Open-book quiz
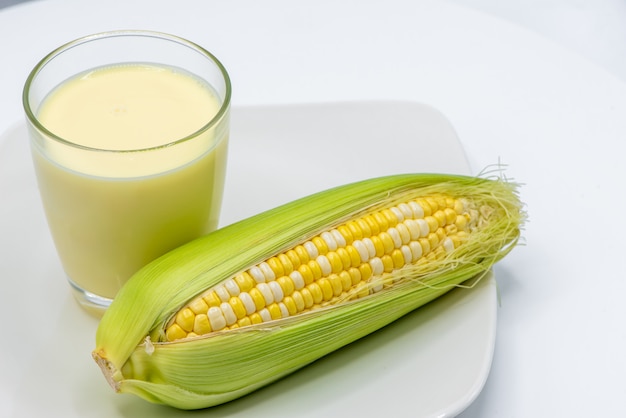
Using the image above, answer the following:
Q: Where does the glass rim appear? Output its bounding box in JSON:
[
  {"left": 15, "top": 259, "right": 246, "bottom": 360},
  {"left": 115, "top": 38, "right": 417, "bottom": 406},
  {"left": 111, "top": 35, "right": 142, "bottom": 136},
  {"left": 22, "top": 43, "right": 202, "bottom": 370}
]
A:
[{"left": 22, "top": 29, "right": 231, "bottom": 154}]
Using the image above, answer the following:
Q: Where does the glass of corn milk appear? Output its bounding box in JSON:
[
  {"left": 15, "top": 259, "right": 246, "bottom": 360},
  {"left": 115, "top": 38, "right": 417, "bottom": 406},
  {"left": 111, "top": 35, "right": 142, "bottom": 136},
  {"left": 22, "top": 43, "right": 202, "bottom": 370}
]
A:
[{"left": 23, "top": 31, "right": 231, "bottom": 315}]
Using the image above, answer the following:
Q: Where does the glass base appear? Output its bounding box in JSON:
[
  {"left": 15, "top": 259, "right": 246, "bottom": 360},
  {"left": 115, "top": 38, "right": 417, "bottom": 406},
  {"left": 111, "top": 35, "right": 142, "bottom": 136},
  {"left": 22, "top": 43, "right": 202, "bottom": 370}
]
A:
[{"left": 67, "top": 277, "right": 113, "bottom": 317}]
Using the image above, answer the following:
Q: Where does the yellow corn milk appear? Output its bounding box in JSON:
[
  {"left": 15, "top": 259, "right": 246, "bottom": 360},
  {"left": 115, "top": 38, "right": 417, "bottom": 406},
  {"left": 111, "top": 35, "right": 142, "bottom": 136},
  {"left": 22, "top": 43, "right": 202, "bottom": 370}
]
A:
[{"left": 31, "top": 64, "right": 228, "bottom": 299}]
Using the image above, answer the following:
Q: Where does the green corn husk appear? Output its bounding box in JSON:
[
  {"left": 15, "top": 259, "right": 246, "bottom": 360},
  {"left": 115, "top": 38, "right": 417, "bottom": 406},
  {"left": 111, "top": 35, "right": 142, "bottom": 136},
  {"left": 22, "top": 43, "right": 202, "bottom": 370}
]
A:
[{"left": 92, "top": 173, "right": 524, "bottom": 409}]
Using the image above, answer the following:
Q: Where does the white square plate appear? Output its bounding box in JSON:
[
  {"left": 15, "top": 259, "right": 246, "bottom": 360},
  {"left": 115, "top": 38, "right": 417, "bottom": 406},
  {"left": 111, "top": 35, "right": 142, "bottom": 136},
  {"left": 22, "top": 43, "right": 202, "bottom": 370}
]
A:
[{"left": 0, "top": 101, "right": 496, "bottom": 418}]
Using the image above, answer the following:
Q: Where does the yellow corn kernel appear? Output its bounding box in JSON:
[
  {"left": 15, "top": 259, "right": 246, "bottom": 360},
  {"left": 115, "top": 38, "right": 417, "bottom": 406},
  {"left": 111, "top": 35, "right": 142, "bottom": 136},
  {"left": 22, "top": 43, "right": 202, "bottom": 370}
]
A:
[
  {"left": 327, "top": 274, "right": 344, "bottom": 297},
  {"left": 234, "top": 272, "right": 255, "bottom": 293},
  {"left": 436, "top": 227, "right": 447, "bottom": 243},
  {"left": 237, "top": 317, "right": 252, "bottom": 328},
  {"left": 381, "top": 255, "right": 394, "bottom": 273},
  {"left": 359, "top": 262, "right": 373, "bottom": 281},
  {"left": 188, "top": 297, "right": 208, "bottom": 315},
  {"left": 373, "top": 212, "right": 389, "bottom": 231},
  {"left": 419, "top": 238, "right": 431, "bottom": 255},
  {"left": 346, "top": 245, "right": 362, "bottom": 267},
  {"left": 317, "top": 278, "right": 334, "bottom": 301},
  {"left": 337, "top": 224, "right": 354, "bottom": 244},
  {"left": 277, "top": 276, "right": 295, "bottom": 297},
  {"left": 307, "top": 259, "right": 323, "bottom": 280},
  {"left": 425, "top": 196, "right": 439, "bottom": 212},
  {"left": 445, "top": 224, "right": 458, "bottom": 235},
  {"left": 455, "top": 214, "right": 468, "bottom": 230},
  {"left": 282, "top": 296, "right": 298, "bottom": 316},
  {"left": 249, "top": 312, "right": 263, "bottom": 325},
  {"left": 203, "top": 291, "right": 222, "bottom": 308},
  {"left": 395, "top": 223, "right": 411, "bottom": 245},
  {"left": 334, "top": 247, "right": 350, "bottom": 269},
  {"left": 267, "top": 257, "right": 285, "bottom": 278},
  {"left": 444, "top": 207, "right": 457, "bottom": 225},
  {"left": 348, "top": 267, "right": 362, "bottom": 286},
  {"left": 267, "top": 303, "right": 283, "bottom": 320},
  {"left": 370, "top": 235, "right": 385, "bottom": 257},
  {"left": 345, "top": 221, "right": 362, "bottom": 241},
  {"left": 278, "top": 254, "right": 294, "bottom": 275},
  {"left": 291, "top": 291, "right": 305, "bottom": 312},
  {"left": 299, "top": 288, "right": 314, "bottom": 309},
  {"left": 356, "top": 218, "right": 372, "bottom": 238},
  {"left": 433, "top": 210, "right": 447, "bottom": 227},
  {"left": 285, "top": 249, "right": 302, "bottom": 270},
  {"left": 427, "top": 232, "right": 439, "bottom": 249},
  {"left": 364, "top": 215, "right": 380, "bottom": 235},
  {"left": 165, "top": 323, "right": 187, "bottom": 341},
  {"left": 297, "top": 263, "right": 315, "bottom": 285},
  {"left": 355, "top": 281, "right": 370, "bottom": 298},
  {"left": 425, "top": 216, "right": 439, "bottom": 233},
  {"left": 327, "top": 251, "right": 344, "bottom": 274},
  {"left": 379, "top": 231, "right": 395, "bottom": 254},
  {"left": 307, "top": 283, "right": 323, "bottom": 304},
  {"left": 175, "top": 308, "right": 195, "bottom": 332},
  {"left": 294, "top": 245, "right": 310, "bottom": 265},
  {"left": 228, "top": 297, "right": 247, "bottom": 320},
  {"left": 248, "top": 288, "right": 267, "bottom": 311},
  {"left": 312, "top": 236, "right": 329, "bottom": 255},
  {"left": 382, "top": 208, "right": 399, "bottom": 227},
  {"left": 193, "top": 314, "right": 211, "bottom": 335},
  {"left": 391, "top": 248, "right": 405, "bottom": 269},
  {"left": 338, "top": 270, "right": 353, "bottom": 292}
]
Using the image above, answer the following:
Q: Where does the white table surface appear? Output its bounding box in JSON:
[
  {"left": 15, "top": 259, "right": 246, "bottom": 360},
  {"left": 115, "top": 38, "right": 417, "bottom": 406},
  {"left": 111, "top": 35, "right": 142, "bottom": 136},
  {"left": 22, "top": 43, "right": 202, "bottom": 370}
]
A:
[{"left": 1, "top": 0, "right": 625, "bottom": 417}]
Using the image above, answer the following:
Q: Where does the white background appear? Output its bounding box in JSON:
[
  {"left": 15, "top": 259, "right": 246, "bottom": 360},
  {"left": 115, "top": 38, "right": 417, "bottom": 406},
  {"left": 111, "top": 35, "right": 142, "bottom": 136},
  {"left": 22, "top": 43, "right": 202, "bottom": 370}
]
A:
[
  {"left": 1, "top": 1, "right": 626, "bottom": 417},
  {"left": 2, "top": 0, "right": 626, "bottom": 82}
]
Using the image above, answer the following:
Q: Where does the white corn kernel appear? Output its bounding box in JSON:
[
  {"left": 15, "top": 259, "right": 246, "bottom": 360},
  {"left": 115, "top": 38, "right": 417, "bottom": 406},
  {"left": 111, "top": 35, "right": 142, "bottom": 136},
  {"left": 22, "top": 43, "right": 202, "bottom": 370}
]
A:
[
  {"left": 395, "top": 222, "right": 411, "bottom": 244},
  {"left": 352, "top": 240, "right": 370, "bottom": 263},
  {"left": 390, "top": 206, "right": 405, "bottom": 222},
  {"left": 304, "top": 241, "right": 319, "bottom": 259},
  {"left": 215, "top": 286, "right": 231, "bottom": 302},
  {"left": 370, "top": 278, "right": 384, "bottom": 293},
  {"left": 269, "top": 281, "right": 284, "bottom": 302},
  {"left": 249, "top": 266, "right": 265, "bottom": 283},
  {"left": 404, "top": 219, "right": 421, "bottom": 240},
  {"left": 321, "top": 231, "right": 338, "bottom": 251},
  {"left": 416, "top": 219, "right": 430, "bottom": 237},
  {"left": 331, "top": 229, "right": 346, "bottom": 247},
  {"left": 224, "top": 278, "right": 240, "bottom": 297},
  {"left": 401, "top": 245, "right": 413, "bottom": 266},
  {"left": 259, "top": 308, "right": 272, "bottom": 322},
  {"left": 207, "top": 307, "right": 226, "bottom": 331},
  {"left": 362, "top": 237, "right": 376, "bottom": 258},
  {"left": 442, "top": 237, "right": 455, "bottom": 254},
  {"left": 409, "top": 241, "right": 423, "bottom": 261},
  {"left": 239, "top": 292, "right": 256, "bottom": 315},
  {"left": 279, "top": 302, "right": 290, "bottom": 318},
  {"left": 316, "top": 255, "right": 332, "bottom": 276},
  {"left": 259, "top": 262, "right": 276, "bottom": 281},
  {"left": 397, "top": 203, "right": 413, "bottom": 219},
  {"left": 220, "top": 302, "right": 237, "bottom": 326},
  {"left": 409, "top": 201, "right": 424, "bottom": 218},
  {"left": 257, "top": 282, "right": 274, "bottom": 305},
  {"left": 289, "top": 270, "right": 305, "bottom": 289},
  {"left": 369, "top": 257, "right": 384, "bottom": 275},
  {"left": 387, "top": 227, "right": 402, "bottom": 248}
]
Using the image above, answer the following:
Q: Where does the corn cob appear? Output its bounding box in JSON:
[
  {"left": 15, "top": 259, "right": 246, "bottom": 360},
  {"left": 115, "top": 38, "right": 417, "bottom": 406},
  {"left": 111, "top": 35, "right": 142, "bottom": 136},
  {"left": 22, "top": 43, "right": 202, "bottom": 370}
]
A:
[{"left": 93, "top": 173, "right": 524, "bottom": 409}]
